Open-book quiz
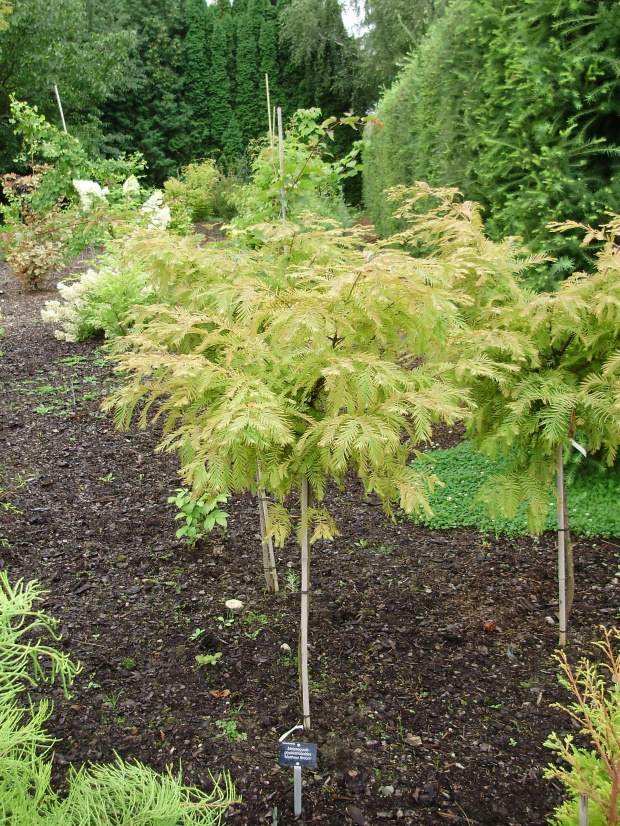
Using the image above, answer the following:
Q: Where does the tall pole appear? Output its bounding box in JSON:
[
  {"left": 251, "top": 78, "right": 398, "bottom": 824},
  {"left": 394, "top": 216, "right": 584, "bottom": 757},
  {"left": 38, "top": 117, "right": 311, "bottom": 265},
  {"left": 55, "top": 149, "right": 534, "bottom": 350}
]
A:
[
  {"left": 277, "top": 106, "right": 286, "bottom": 226},
  {"left": 300, "top": 476, "right": 310, "bottom": 730},
  {"left": 54, "top": 85, "right": 67, "bottom": 133}
]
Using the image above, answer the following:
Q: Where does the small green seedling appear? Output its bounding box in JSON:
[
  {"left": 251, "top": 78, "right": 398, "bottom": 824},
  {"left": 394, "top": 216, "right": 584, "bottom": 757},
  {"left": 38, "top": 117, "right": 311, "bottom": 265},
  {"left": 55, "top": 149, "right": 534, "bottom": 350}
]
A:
[
  {"left": 284, "top": 570, "right": 300, "bottom": 593},
  {"left": 168, "top": 488, "right": 229, "bottom": 548},
  {"left": 215, "top": 719, "right": 247, "bottom": 742},
  {"left": 195, "top": 652, "right": 222, "bottom": 666}
]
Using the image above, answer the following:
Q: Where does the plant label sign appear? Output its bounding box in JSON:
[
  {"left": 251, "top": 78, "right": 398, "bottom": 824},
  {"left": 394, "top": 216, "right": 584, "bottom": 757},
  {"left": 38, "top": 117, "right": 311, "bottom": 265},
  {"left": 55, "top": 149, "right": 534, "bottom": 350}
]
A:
[{"left": 279, "top": 742, "right": 318, "bottom": 768}]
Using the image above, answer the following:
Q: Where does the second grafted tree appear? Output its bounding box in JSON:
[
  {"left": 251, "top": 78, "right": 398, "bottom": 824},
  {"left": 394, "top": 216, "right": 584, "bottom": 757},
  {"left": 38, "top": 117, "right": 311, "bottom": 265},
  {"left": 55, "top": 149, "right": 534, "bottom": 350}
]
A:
[{"left": 399, "top": 185, "right": 620, "bottom": 646}]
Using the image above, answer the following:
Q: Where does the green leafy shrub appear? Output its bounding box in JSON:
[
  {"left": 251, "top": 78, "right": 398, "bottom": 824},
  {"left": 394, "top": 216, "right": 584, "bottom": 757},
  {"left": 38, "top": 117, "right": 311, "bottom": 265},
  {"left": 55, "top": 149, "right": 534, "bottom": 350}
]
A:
[
  {"left": 164, "top": 160, "right": 237, "bottom": 223},
  {"left": 0, "top": 570, "right": 238, "bottom": 825},
  {"left": 168, "top": 488, "right": 229, "bottom": 547},
  {"left": 544, "top": 628, "right": 620, "bottom": 826},
  {"left": 411, "top": 441, "right": 620, "bottom": 538},
  {"left": 231, "top": 108, "right": 365, "bottom": 234},
  {"left": 41, "top": 257, "right": 156, "bottom": 341},
  {"left": 363, "top": 0, "right": 620, "bottom": 287}
]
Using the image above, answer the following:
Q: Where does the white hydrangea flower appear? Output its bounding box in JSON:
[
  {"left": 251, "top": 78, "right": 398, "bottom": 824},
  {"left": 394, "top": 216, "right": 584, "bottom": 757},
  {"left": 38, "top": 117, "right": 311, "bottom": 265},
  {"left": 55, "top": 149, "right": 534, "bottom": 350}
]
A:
[
  {"left": 123, "top": 175, "right": 141, "bottom": 197},
  {"left": 73, "top": 180, "right": 109, "bottom": 211},
  {"left": 141, "top": 190, "right": 164, "bottom": 214},
  {"left": 147, "top": 205, "right": 171, "bottom": 231}
]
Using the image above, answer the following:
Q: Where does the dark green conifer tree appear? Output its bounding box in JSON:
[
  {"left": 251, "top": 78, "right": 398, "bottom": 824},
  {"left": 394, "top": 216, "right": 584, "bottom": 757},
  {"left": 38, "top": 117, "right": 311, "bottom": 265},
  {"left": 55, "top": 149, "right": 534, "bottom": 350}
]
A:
[
  {"left": 97, "top": 0, "right": 192, "bottom": 184},
  {"left": 235, "top": 12, "right": 261, "bottom": 142},
  {"left": 222, "top": 112, "right": 245, "bottom": 160},
  {"left": 259, "top": 18, "right": 278, "bottom": 127},
  {"left": 184, "top": 0, "right": 211, "bottom": 156},
  {"left": 209, "top": 15, "right": 233, "bottom": 147}
]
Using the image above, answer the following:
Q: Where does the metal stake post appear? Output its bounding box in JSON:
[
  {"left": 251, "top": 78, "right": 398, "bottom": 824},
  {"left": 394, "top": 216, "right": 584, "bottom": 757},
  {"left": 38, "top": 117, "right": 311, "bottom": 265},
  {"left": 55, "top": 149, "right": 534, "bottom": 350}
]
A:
[{"left": 293, "top": 764, "right": 302, "bottom": 817}]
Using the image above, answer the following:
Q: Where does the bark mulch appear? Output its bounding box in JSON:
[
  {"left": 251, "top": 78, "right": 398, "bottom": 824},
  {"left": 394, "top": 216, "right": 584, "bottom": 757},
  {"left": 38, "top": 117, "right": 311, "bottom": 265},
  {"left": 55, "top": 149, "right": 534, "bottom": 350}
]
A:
[{"left": 1, "top": 264, "right": 618, "bottom": 825}]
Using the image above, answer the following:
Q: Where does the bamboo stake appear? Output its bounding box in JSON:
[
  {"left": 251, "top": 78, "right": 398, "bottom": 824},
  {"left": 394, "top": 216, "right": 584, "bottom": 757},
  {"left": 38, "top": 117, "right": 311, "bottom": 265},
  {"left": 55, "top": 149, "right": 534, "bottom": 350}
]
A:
[
  {"left": 277, "top": 106, "right": 286, "bottom": 226},
  {"left": 54, "top": 84, "right": 67, "bottom": 133},
  {"left": 557, "top": 443, "right": 567, "bottom": 647},
  {"left": 263, "top": 496, "right": 279, "bottom": 593},
  {"left": 265, "top": 74, "right": 274, "bottom": 153},
  {"left": 256, "top": 470, "right": 278, "bottom": 593},
  {"left": 299, "top": 476, "right": 311, "bottom": 730}
]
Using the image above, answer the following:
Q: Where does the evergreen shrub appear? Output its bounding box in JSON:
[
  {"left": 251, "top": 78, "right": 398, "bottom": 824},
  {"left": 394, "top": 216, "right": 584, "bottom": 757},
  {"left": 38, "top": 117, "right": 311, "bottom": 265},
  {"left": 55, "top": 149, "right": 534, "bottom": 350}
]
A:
[
  {"left": 164, "top": 161, "right": 237, "bottom": 223},
  {"left": 363, "top": 0, "right": 620, "bottom": 287},
  {"left": 0, "top": 571, "right": 237, "bottom": 824}
]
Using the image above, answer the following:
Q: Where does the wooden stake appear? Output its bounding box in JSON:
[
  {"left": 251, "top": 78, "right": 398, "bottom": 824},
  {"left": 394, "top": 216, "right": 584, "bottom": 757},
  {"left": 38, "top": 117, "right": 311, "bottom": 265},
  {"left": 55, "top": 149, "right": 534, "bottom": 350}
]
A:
[
  {"left": 277, "top": 106, "right": 286, "bottom": 227},
  {"left": 579, "top": 793, "right": 588, "bottom": 826},
  {"left": 54, "top": 84, "right": 67, "bottom": 133},
  {"left": 265, "top": 74, "right": 274, "bottom": 152},
  {"left": 300, "top": 476, "right": 310, "bottom": 730},
  {"left": 256, "top": 468, "right": 278, "bottom": 593},
  {"left": 557, "top": 443, "right": 567, "bottom": 647}
]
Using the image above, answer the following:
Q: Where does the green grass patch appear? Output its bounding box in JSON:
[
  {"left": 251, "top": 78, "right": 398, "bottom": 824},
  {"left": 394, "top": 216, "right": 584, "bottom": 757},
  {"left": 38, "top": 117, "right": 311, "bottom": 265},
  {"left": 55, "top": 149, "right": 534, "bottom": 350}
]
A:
[{"left": 410, "top": 441, "right": 620, "bottom": 538}]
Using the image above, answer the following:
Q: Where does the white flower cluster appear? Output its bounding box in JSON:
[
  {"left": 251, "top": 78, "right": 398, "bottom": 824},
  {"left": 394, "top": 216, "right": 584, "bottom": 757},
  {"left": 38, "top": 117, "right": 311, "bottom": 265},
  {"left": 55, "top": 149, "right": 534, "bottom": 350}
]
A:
[
  {"left": 41, "top": 270, "right": 101, "bottom": 342},
  {"left": 73, "top": 179, "right": 109, "bottom": 211},
  {"left": 122, "top": 175, "right": 141, "bottom": 197},
  {"left": 41, "top": 263, "right": 155, "bottom": 343},
  {"left": 141, "top": 190, "right": 171, "bottom": 230}
]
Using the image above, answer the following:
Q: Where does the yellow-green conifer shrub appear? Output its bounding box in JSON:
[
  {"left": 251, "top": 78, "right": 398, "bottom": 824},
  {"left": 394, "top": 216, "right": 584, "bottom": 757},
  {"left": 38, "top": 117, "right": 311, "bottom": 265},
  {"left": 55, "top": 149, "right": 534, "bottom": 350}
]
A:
[
  {"left": 106, "top": 213, "right": 468, "bottom": 541},
  {"left": 0, "top": 572, "right": 237, "bottom": 825},
  {"left": 545, "top": 628, "right": 620, "bottom": 826},
  {"left": 406, "top": 184, "right": 620, "bottom": 639}
]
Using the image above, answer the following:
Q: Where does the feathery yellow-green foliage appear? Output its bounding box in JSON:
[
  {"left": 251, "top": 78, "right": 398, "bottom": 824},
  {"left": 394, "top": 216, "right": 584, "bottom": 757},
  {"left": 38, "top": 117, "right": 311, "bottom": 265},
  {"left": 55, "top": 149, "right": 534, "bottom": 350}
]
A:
[
  {"left": 545, "top": 628, "right": 620, "bottom": 826},
  {"left": 106, "top": 213, "right": 468, "bottom": 542},
  {"left": 414, "top": 187, "right": 620, "bottom": 532},
  {"left": 0, "top": 571, "right": 238, "bottom": 824}
]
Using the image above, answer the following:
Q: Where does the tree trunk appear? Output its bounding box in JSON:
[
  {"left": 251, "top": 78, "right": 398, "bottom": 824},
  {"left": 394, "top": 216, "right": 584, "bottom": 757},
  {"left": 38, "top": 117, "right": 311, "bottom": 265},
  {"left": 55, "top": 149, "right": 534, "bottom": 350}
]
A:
[
  {"left": 299, "top": 476, "right": 311, "bottom": 730},
  {"left": 563, "top": 491, "right": 575, "bottom": 619},
  {"left": 557, "top": 444, "right": 567, "bottom": 647}
]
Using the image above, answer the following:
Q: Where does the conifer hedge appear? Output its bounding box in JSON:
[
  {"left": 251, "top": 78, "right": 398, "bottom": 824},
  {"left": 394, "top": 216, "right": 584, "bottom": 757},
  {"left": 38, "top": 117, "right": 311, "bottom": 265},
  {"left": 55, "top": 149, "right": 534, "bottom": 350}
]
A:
[{"left": 363, "top": 0, "right": 620, "bottom": 287}]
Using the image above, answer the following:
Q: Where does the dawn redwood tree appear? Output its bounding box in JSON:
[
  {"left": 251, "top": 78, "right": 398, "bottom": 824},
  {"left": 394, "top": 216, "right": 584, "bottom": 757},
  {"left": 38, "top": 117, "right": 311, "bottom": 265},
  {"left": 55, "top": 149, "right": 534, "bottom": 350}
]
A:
[
  {"left": 106, "top": 213, "right": 466, "bottom": 727},
  {"left": 396, "top": 185, "right": 620, "bottom": 646}
]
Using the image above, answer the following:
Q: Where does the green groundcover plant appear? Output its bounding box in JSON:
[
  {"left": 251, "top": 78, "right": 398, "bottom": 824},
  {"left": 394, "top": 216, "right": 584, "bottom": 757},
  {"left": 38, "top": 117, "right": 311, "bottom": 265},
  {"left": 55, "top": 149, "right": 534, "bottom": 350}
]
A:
[
  {"left": 0, "top": 570, "right": 237, "bottom": 825},
  {"left": 411, "top": 441, "right": 620, "bottom": 538}
]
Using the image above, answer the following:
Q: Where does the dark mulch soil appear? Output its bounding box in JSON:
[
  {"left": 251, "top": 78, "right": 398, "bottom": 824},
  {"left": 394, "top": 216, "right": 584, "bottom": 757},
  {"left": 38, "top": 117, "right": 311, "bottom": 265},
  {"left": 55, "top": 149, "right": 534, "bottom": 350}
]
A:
[{"left": 1, "top": 265, "right": 618, "bottom": 826}]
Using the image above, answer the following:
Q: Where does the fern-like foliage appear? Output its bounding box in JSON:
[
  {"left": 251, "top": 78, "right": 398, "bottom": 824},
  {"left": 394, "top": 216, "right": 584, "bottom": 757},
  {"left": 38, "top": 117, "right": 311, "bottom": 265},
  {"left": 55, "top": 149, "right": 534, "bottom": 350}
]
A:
[
  {"left": 106, "top": 213, "right": 468, "bottom": 542},
  {"left": 429, "top": 196, "right": 620, "bottom": 531},
  {"left": 0, "top": 570, "right": 237, "bottom": 825}
]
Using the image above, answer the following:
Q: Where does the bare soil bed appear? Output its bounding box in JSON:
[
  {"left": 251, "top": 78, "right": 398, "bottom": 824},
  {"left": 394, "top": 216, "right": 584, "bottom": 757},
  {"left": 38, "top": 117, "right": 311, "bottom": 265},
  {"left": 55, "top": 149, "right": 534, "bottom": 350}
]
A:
[{"left": 0, "top": 265, "right": 618, "bottom": 826}]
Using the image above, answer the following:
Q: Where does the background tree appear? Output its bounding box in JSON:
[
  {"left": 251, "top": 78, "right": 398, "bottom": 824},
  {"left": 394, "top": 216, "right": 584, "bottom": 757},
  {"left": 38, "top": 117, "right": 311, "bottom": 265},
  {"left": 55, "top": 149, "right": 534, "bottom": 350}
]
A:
[
  {"left": 363, "top": 0, "right": 620, "bottom": 287},
  {"left": 221, "top": 113, "right": 245, "bottom": 161},
  {"left": 208, "top": 15, "right": 234, "bottom": 148},
  {"left": 184, "top": 0, "right": 212, "bottom": 157},
  {"left": 357, "top": 0, "right": 445, "bottom": 91},
  {"left": 234, "top": 12, "right": 261, "bottom": 143},
  {"left": 0, "top": 0, "right": 134, "bottom": 174}
]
